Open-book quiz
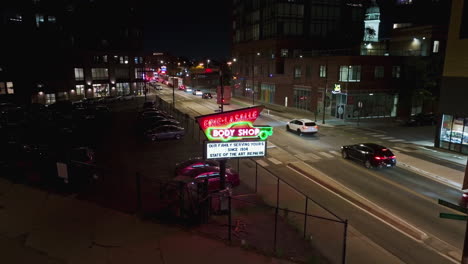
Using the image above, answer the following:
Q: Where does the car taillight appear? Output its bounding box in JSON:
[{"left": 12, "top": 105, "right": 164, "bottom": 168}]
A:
[
  {"left": 374, "top": 156, "right": 382, "bottom": 160},
  {"left": 302, "top": 126, "right": 308, "bottom": 129},
  {"left": 390, "top": 155, "right": 396, "bottom": 159},
  {"left": 314, "top": 125, "right": 318, "bottom": 129}
]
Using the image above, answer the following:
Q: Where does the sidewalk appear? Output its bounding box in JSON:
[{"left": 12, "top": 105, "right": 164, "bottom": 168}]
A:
[{"left": 0, "top": 177, "right": 294, "bottom": 264}]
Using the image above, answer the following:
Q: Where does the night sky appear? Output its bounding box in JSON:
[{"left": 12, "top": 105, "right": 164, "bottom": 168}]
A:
[{"left": 142, "top": 1, "right": 231, "bottom": 60}]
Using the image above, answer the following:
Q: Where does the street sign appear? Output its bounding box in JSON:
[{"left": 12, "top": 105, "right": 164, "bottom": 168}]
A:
[
  {"left": 205, "top": 140, "right": 267, "bottom": 160},
  {"left": 332, "top": 84, "right": 341, "bottom": 94},
  {"left": 438, "top": 199, "right": 468, "bottom": 214},
  {"left": 440, "top": 213, "right": 468, "bottom": 221}
]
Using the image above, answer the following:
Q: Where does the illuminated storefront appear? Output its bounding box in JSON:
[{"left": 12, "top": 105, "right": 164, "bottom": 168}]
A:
[{"left": 439, "top": 115, "right": 468, "bottom": 154}]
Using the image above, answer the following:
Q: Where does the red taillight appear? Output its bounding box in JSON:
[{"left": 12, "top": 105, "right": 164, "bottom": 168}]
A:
[
  {"left": 302, "top": 126, "right": 308, "bottom": 129},
  {"left": 314, "top": 125, "right": 318, "bottom": 129},
  {"left": 374, "top": 156, "right": 382, "bottom": 160},
  {"left": 390, "top": 156, "right": 396, "bottom": 159}
]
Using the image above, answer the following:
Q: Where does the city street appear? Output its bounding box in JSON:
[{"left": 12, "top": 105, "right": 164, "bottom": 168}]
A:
[{"left": 150, "top": 84, "right": 467, "bottom": 263}]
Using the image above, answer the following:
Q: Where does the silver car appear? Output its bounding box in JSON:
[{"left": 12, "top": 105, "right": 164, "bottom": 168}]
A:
[
  {"left": 145, "top": 125, "right": 185, "bottom": 141},
  {"left": 286, "top": 119, "right": 319, "bottom": 135}
]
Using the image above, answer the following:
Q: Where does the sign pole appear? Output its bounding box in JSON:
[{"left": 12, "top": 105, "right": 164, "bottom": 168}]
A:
[{"left": 219, "top": 69, "right": 226, "bottom": 190}]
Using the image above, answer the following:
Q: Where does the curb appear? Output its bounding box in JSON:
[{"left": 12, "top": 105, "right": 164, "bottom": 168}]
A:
[{"left": 286, "top": 162, "right": 427, "bottom": 241}]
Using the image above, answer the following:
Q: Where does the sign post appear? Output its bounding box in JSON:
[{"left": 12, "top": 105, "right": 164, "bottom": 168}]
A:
[
  {"left": 357, "top": 101, "right": 363, "bottom": 127},
  {"left": 438, "top": 198, "right": 468, "bottom": 263}
]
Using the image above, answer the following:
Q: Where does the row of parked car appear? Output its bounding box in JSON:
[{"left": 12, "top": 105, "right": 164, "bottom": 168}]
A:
[
  {"left": 0, "top": 100, "right": 105, "bottom": 188},
  {"left": 137, "top": 101, "right": 185, "bottom": 141}
]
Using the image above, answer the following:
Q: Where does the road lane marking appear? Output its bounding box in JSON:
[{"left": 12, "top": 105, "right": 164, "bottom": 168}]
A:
[
  {"left": 268, "top": 157, "right": 282, "bottom": 165},
  {"left": 389, "top": 139, "right": 405, "bottom": 142},
  {"left": 381, "top": 137, "right": 395, "bottom": 140},
  {"left": 256, "top": 159, "right": 269, "bottom": 167},
  {"left": 294, "top": 154, "right": 309, "bottom": 161},
  {"left": 318, "top": 152, "right": 334, "bottom": 158},
  {"left": 392, "top": 146, "right": 411, "bottom": 152},
  {"left": 372, "top": 134, "right": 387, "bottom": 137},
  {"left": 306, "top": 153, "right": 322, "bottom": 160},
  {"left": 329, "top": 150, "right": 341, "bottom": 156}
]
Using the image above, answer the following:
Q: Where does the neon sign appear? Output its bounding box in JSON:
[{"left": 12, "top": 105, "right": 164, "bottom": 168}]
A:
[
  {"left": 206, "top": 121, "right": 273, "bottom": 142},
  {"left": 195, "top": 106, "right": 273, "bottom": 142}
]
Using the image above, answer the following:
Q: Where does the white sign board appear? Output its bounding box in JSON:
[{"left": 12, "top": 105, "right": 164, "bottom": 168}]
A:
[{"left": 205, "top": 141, "right": 267, "bottom": 159}]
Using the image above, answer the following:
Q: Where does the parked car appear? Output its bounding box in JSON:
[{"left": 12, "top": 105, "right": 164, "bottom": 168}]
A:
[
  {"left": 182, "top": 166, "right": 240, "bottom": 192},
  {"left": 192, "top": 89, "right": 203, "bottom": 96},
  {"left": 178, "top": 85, "right": 186, "bottom": 90},
  {"left": 155, "top": 84, "right": 163, "bottom": 90},
  {"left": 138, "top": 118, "right": 180, "bottom": 133},
  {"left": 286, "top": 119, "right": 318, "bottom": 135},
  {"left": 202, "top": 93, "right": 213, "bottom": 99},
  {"left": 185, "top": 87, "right": 193, "bottom": 93},
  {"left": 144, "top": 125, "right": 185, "bottom": 141},
  {"left": 341, "top": 143, "right": 396, "bottom": 169},
  {"left": 175, "top": 158, "right": 222, "bottom": 176},
  {"left": 405, "top": 113, "right": 436, "bottom": 126}
]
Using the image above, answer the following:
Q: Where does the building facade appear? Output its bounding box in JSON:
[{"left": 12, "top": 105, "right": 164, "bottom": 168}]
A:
[
  {"left": 0, "top": 0, "right": 144, "bottom": 105},
  {"left": 436, "top": 0, "right": 468, "bottom": 154}
]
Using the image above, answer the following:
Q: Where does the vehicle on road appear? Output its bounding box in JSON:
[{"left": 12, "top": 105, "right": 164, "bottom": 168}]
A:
[
  {"left": 192, "top": 89, "right": 203, "bottom": 96},
  {"left": 181, "top": 166, "right": 240, "bottom": 192},
  {"left": 155, "top": 84, "right": 163, "bottom": 90},
  {"left": 341, "top": 143, "right": 396, "bottom": 169},
  {"left": 185, "top": 87, "right": 193, "bottom": 93},
  {"left": 286, "top": 119, "right": 318, "bottom": 135},
  {"left": 178, "top": 85, "right": 186, "bottom": 90},
  {"left": 144, "top": 125, "right": 185, "bottom": 141},
  {"left": 405, "top": 113, "right": 436, "bottom": 126},
  {"left": 202, "top": 92, "right": 213, "bottom": 99}
]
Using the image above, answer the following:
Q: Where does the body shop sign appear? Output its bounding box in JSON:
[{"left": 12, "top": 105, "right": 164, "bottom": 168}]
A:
[{"left": 195, "top": 106, "right": 272, "bottom": 141}]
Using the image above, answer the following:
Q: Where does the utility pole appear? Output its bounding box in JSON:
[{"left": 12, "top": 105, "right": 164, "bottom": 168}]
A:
[
  {"left": 322, "top": 56, "right": 329, "bottom": 124},
  {"left": 219, "top": 68, "right": 226, "bottom": 190}
]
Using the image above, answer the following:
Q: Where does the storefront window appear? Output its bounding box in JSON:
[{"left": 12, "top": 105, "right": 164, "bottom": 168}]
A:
[
  {"left": 293, "top": 87, "right": 311, "bottom": 111},
  {"left": 463, "top": 118, "right": 468, "bottom": 154},
  {"left": 440, "top": 114, "right": 453, "bottom": 149}
]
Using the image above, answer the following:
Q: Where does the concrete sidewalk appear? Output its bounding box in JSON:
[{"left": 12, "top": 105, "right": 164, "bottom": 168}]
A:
[{"left": 0, "top": 178, "right": 298, "bottom": 264}]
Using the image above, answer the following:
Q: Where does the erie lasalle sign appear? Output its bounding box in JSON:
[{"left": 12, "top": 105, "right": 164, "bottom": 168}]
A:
[{"left": 195, "top": 106, "right": 272, "bottom": 159}]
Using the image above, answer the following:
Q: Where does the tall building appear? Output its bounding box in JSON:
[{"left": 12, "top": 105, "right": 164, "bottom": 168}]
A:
[
  {"left": 363, "top": 0, "right": 380, "bottom": 42},
  {"left": 436, "top": 0, "right": 468, "bottom": 154},
  {"left": 0, "top": 0, "right": 144, "bottom": 105}
]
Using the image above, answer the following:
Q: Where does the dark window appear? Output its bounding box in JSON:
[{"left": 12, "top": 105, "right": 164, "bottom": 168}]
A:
[{"left": 461, "top": 1, "right": 468, "bottom": 39}]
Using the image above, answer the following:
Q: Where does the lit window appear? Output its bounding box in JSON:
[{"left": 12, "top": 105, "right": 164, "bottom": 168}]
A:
[
  {"left": 281, "top": 49, "right": 288, "bottom": 57},
  {"left": 339, "top": 66, "right": 361, "bottom": 82},
  {"left": 48, "top": 16, "right": 56, "bottom": 23},
  {"left": 6, "top": 82, "right": 14, "bottom": 94},
  {"left": 75, "top": 85, "right": 84, "bottom": 95},
  {"left": 433, "top": 40, "right": 440, "bottom": 53},
  {"left": 294, "top": 66, "right": 302, "bottom": 79},
  {"left": 319, "top": 65, "right": 327, "bottom": 78},
  {"left": 74, "top": 68, "right": 84, "bottom": 81},
  {"left": 392, "top": 66, "right": 401, "bottom": 79},
  {"left": 91, "top": 68, "right": 109, "bottom": 80},
  {"left": 9, "top": 14, "right": 22, "bottom": 22},
  {"left": 35, "top": 14, "right": 44, "bottom": 27},
  {"left": 0, "top": 83, "right": 5, "bottom": 94},
  {"left": 45, "top": 94, "right": 56, "bottom": 105},
  {"left": 374, "top": 66, "right": 384, "bottom": 79}
]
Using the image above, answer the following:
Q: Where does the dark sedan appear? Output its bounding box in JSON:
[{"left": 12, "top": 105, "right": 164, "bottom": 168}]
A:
[{"left": 341, "top": 143, "right": 396, "bottom": 169}]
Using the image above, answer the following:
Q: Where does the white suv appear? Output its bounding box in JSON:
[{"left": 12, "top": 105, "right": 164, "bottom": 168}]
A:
[{"left": 286, "top": 119, "right": 318, "bottom": 135}]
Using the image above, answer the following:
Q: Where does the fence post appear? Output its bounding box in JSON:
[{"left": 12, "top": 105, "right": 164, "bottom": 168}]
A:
[
  {"left": 255, "top": 161, "right": 258, "bottom": 193},
  {"left": 342, "top": 220, "right": 348, "bottom": 264},
  {"left": 228, "top": 195, "right": 232, "bottom": 243},
  {"left": 303, "top": 197, "right": 308, "bottom": 238},
  {"left": 136, "top": 172, "right": 142, "bottom": 214},
  {"left": 274, "top": 207, "right": 278, "bottom": 254},
  {"left": 276, "top": 178, "right": 280, "bottom": 208}
]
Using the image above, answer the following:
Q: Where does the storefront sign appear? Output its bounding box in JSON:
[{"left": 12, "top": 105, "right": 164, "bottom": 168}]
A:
[
  {"left": 206, "top": 121, "right": 273, "bottom": 142},
  {"left": 205, "top": 141, "right": 267, "bottom": 159},
  {"left": 332, "top": 84, "right": 341, "bottom": 94},
  {"left": 195, "top": 106, "right": 266, "bottom": 138}
]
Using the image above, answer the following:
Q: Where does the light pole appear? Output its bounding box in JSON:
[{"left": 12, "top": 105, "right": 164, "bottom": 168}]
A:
[
  {"left": 322, "top": 57, "right": 329, "bottom": 124},
  {"left": 251, "top": 52, "right": 260, "bottom": 105}
]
